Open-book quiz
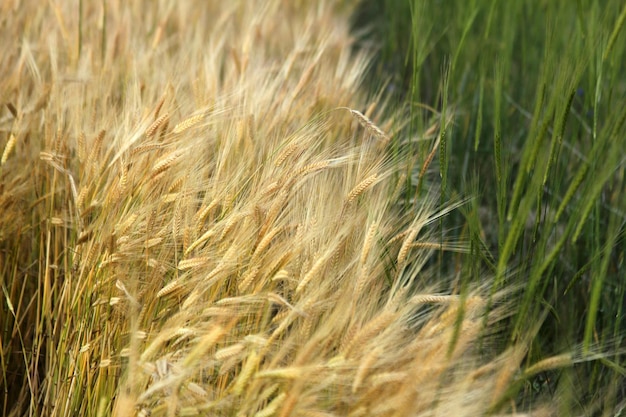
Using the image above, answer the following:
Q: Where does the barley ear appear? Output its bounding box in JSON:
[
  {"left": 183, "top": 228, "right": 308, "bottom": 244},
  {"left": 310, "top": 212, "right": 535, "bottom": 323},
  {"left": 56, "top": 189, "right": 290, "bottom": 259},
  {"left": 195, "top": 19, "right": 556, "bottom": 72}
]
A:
[
  {"left": 339, "top": 107, "right": 390, "bottom": 142},
  {"left": 1, "top": 134, "right": 17, "bottom": 165},
  {"left": 347, "top": 174, "right": 378, "bottom": 204},
  {"left": 146, "top": 113, "right": 169, "bottom": 138},
  {"left": 173, "top": 113, "right": 204, "bottom": 134}
]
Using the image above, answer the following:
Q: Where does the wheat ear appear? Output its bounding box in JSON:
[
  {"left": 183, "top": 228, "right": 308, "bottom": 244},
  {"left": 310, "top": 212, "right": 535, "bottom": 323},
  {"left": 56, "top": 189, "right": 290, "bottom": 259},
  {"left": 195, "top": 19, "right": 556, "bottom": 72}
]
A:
[
  {"left": 342, "top": 311, "right": 397, "bottom": 358},
  {"left": 146, "top": 113, "right": 169, "bottom": 138},
  {"left": 177, "top": 257, "right": 209, "bottom": 270},
  {"left": 151, "top": 151, "right": 182, "bottom": 178},
  {"left": 173, "top": 113, "right": 204, "bottom": 134},
  {"left": 153, "top": 95, "right": 166, "bottom": 120},
  {"left": 418, "top": 134, "right": 441, "bottom": 181},
  {"left": 1, "top": 134, "right": 16, "bottom": 165},
  {"left": 347, "top": 174, "right": 378, "bottom": 203},
  {"left": 360, "top": 222, "right": 378, "bottom": 265},
  {"left": 397, "top": 228, "right": 419, "bottom": 265},
  {"left": 523, "top": 354, "right": 572, "bottom": 378},
  {"left": 338, "top": 107, "right": 390, "bottom": 142}
]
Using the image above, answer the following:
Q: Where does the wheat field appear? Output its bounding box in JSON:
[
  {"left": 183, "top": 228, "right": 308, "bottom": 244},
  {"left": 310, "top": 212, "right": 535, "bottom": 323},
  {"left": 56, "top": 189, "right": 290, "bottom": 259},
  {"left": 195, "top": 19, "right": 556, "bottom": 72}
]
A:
[{"left": 0, "top": 0, "right": 607, "bottom": 416}]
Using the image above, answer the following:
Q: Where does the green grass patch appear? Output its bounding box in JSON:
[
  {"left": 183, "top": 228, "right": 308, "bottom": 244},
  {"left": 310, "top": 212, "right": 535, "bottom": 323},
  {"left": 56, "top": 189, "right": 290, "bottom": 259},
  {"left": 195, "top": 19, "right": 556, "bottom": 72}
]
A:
[{"left": 354, "top": 0, "right": 626, "bottom": 410}]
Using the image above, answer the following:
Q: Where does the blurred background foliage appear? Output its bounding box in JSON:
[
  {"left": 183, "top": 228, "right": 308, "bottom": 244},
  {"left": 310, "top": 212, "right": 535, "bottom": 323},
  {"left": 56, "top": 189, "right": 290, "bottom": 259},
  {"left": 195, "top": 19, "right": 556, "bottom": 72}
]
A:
[{"left": 352, "top": 0, "right": 626, "bottom": 412}]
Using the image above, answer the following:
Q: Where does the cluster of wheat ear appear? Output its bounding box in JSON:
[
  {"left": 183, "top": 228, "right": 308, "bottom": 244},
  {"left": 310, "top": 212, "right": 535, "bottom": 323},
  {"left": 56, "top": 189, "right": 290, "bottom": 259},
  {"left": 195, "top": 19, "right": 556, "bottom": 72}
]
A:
[{"left": 0, "top": 0, "right": 582, "bottom": 416}]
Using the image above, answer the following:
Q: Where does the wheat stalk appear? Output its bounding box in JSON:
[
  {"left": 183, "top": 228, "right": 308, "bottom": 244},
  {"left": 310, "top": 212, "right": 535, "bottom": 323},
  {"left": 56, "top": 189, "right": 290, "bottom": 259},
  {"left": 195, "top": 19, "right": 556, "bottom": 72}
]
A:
[
  {"left": 293, "top": 160, "right": 331, "bottom": 179},
  {"left": 369, "top": 372, "right": 408, "bottom": 386},
  {"left": 353, "top": 266, "right": 371, "bottom": 301},
  {"left": 194, "top": 199, "right": 220, "bottom": 232},
  {"left": 181, "top": 326, "right": 225, "bottom": 368},
  {"left": 5, "top": 102, "right": 17, "bottom": 118},
  {"left": 77, "top": 131, "right": 86, "bottom": 162}
]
